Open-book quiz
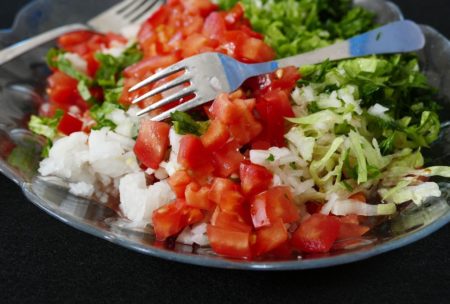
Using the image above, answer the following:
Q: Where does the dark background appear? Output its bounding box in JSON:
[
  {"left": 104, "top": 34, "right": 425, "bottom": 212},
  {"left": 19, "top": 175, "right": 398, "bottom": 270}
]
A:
[{"left": 0, "top": 1, "right": 449, "bottom": 303}]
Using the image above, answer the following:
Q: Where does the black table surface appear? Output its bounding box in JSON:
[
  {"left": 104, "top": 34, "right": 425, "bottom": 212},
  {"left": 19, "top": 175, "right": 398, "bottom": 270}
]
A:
[{"left": 0, "top": 1, "right": 449, "bottom": 303}]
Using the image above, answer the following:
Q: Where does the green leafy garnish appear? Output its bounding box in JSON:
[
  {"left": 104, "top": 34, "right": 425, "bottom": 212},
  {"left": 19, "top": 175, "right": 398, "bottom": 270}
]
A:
[
  {"left": 95, "top": 44, "right": 142, "bottom": 90},
  {"left": 266, "top": 154, "right": 275, "bottom": 162},
  {"left": 28, "top": 110, "right": 64, "bottom": 140},
  {"left": 218, "top": 0, "right": 375, "bottom": 57},
  {"left": 171, "top": 111, "right": 209, "bottom": 136},
  {"left": 89, "top": 102, "right": 124, "bottom": 130}
]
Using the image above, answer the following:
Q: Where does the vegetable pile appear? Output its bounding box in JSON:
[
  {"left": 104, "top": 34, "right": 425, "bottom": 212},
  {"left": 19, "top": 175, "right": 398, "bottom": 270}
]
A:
[{"left": 25, "top": 0, "right": 450, "bottom": 260}]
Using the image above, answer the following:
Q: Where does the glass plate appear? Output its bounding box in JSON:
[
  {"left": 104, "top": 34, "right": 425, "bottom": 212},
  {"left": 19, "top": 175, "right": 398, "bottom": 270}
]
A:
[{"left": 0, "top": 0, "right": 448, "bottom": 270}]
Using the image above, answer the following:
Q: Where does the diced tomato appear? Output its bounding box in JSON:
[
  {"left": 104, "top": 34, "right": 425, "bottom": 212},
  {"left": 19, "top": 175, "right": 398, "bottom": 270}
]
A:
[
  {"left": 106, "top": 32, "right": 127, "bottom": 45},
  {"left": 83, "top": 53, "right": 100, "bottom": 77},
  {"left": 208, "top": 178, "right": 238, "bottom": 204},
  {"left": 207, "top": 225, "right": 252, "bottom": 259},
  {"left": 224, "top": 3, "right": 244, "bottom": 25},
  {"left": 168, "top": 170, "right": 192, "bottom": 198},
  {"left": 209, "top": 93, "right": 241, "bottom": 124},
  {"left": 178, "top": 135, "right": 214, "bottom": 173},
  {"left": 124, "top": 54, "right": 181, "bottom": 79},
  {"left": 152, "top": 199, "right": 203, "bottom": 240},
  {"left": 255, "top": 89, "right": 295, "bottom": 147},
  {"left": 251, "top": 140, "right": 271, "bottom": 150},
  {"left": 265, "top": 187, "right": 299, "bottom": 223},
  {"left": 217, "top": 190, "right": 244, "bottom": 214},
  {"left": 211, "top": 141, "right": 244, "bottom": 177},
  {"left": 134, "top": 120, "right": 171, "bottom": 169},
  {"left": 228, "top": 98, "right": 262, "bottom": 145},
  {"left": 250, "top": 187, "right": 299, "bottom": 228},
  {"left": 181, "top": 0, "right": 218, "bottom": 17},
  {"left": 239, "top": 161, "right": 273, "bottom": 196},
  {"left": 336, "top": 215, "right": 369, "bottom": 240},
  {"left": 254, "top": 219, "right": 288, "bottom": 256},
  {"left": 247, "top": 66, "right": 300, "bottom": 95},
  {"left": 239, "top": 36, "right": 275, "bottom": 63},
  {"left": 202, "top": 12, "right": 227, "bottom": 40},
  {"left": 58, "top": 31, "right": 95, "bottom": 51},
  {"left": 181, "top": 33, "right": 211, "bottom": 58},
  {"left": 213, "top": 210, "right": 252, "bottom": 233},
  {"left": 47, "top": 71, "right": 79, "bottom": 105},
  {"left": 201, "top": 119, "right": 229, "bottom": 151},
  {"left": 349, "top": 192, "right": 367, "bottom": 203},
  {"left": 208, "top": 178, "right": 245, "bottom": 214},
  {"left": 182, "top": 15, "right": 205, "bottom": 37},
  {"left": 337, "top": 222, "right": 370, "bottom": 240},
  {"left": 57, "top": 112, "right": 83, "bottom": 135},
  {"left": 185, "top": 182, "right": 214, "bottom": 210},
  {"left": 305, "top": 201, "right": 323, "bottom": 214},
  {"left": 291, "top": 214, "right": 341, "bottom": 253}
]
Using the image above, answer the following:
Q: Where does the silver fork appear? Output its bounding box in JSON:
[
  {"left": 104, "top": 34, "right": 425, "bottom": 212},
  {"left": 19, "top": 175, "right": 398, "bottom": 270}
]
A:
[
  {"left": 130, "top": 20, "right": 425, "bottom": 121},
  {"left": 0, "top": 0, "right": 165, "bottom": 66}
]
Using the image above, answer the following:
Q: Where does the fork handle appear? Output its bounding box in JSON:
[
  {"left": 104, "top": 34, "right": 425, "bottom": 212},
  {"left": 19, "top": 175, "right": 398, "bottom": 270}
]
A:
[
  {"left": 274, "top": 20, "right": 424, "bottom": 68},
  {"left": 0, "top": 23, "right": 89, "bottom": 66}
]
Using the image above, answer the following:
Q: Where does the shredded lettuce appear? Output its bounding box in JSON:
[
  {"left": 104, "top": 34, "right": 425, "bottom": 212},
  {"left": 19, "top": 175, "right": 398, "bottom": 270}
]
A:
[
  {"left": 380, "top": 182, "right": 441, "bottom": 205},
  {"left": 219, "top": 0, "right": 375, "bottom": 57}
]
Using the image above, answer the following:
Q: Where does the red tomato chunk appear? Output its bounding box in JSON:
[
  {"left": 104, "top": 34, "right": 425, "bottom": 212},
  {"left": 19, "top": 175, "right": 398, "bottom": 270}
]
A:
[
  {"left": 291, "top": 214, "right": 341, "bottom": 253},
  {"left": 134, "top": 120, "right": 171, "bottom": 170}
]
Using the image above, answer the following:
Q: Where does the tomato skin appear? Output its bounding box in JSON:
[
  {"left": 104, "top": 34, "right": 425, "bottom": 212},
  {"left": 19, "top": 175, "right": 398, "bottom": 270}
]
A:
[
  {"left": 57, "top": 112, "right": 83, "bottom": 135},
  {"left": 305, "top": 201, "right": 323, "bottom": 214},
  {"left": 349, "top": 192, "right": 367, "bottom": 203},
  {"left": 207, "top": 225, "right": 252, "bottom": 259},
  {"left": 209, "top": 93, "right": 241, "bottom": 124},
  {"left": 124, "top": 54, "right": 181, "bottom": 79},
  {"left": 201, "top": 119, "right": 229, "bottom": 151},
  {"left": 168, "top": 170, "right": 192, "bottom": 198},
  {"left": 178, "top": 135, "right": 214, "bottom": 172},
  {"left": 239, "top": 161, "right": 273, "bottom": 196},
  {"left": 152, "top": 199, "right": 203, "bottom": 241},
  {"left": 336, "top": 215, "right": 369, "bottom": 240},
  {"left": 228, "top": 98, "right": 262, "bottom": 145},
  {"left": 185, "top": 182, "right": 214, "bottom": 211},
  {"left": 250, "top": 187, "right": 299, "bottom": 228},
  {"left": 213, "top": 210, "right": 252, "bottom": 233},
  {"left": 254, "top": 219, "right": 288, "bottom": 256},
  {"left": 255, "top": 89, "right": 295, "bottom": 147},
  {"left": 291, "top": 214, "right": 341, "bottom": 253},
  {"left": 134, "top": 120, "right": 171, "bottom": 170},
  {"left": 181, "top": 33, "right": 211, "bottom": 58},
  {"left": 208, "top": 178, "right": 238, "bottom": 204},
  {"left": 208, "top": 178, "right": 244, "bottom": 214},
  {"left": 211, "top": 141, "right": 244, "bottom": 177},
  {"left": 47, "top": 71, "right": 79, "bottom": 105},
  {"left": 266, "top": 187, "right": 299, "bottom": 223},
  {"left": 58, "top": 31, "right": 95, "bottom": 51},
  {"left": 202, "top": 12, "right": 227, "bottom": 40}
]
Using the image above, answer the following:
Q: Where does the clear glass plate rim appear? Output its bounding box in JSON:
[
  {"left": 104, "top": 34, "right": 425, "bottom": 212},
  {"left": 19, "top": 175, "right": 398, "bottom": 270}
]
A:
[{"left": 1, "top": 0, "right": 449, "bottom": 270}]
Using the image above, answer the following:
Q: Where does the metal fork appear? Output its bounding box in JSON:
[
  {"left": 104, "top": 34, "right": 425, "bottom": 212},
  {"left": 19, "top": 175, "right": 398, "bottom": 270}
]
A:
[
  {"left": 0, "top": 0, "right": 165, "bottom": 66},
  {"left": 130, "top": 20, "right": 425, "bottom": 121}
]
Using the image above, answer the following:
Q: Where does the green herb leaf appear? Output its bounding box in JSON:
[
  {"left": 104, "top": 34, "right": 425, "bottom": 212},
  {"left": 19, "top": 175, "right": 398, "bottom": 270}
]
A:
[
  {"left": 89, "top": 102, "right": 124, "bottom": 130},
  {"left": 171, "top": 111, "right": 209, "bottom": 136},
  {"left": 28, "top": 110, "right": 64, "bottom": 140}
]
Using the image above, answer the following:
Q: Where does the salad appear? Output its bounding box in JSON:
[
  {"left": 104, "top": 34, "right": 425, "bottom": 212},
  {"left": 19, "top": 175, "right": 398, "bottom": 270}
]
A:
[{"left": 24, "top": 0, "right": 450, "bottom": 260}]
